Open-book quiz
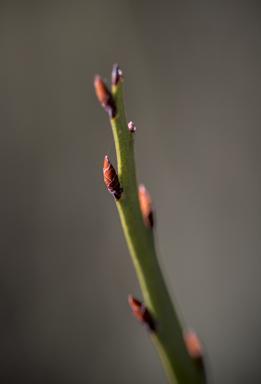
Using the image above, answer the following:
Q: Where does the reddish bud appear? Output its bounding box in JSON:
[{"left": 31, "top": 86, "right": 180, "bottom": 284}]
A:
[
  {"left": 103, "top": 156, "right": 123, "bottom": 201},
  {"left": 184, "top": 329, "right": 206, "bottom": 378},
  {"left": 184, "top": 329, "right": 202, "bottom": 358},
  {"left": 94, "top": 76, "right": 117, "bottom": 118},
  {"left": 128, "top": 121, "right": 136, "bottom": 134},
  {"left": 111, "top": 63, "right": 123, "bottom": 86},
  {"left": 139, "top": 184, "right": 154, "bottom": 228},
  {"left": 128, "top": 295, "right": 156, "bottom": 333}
]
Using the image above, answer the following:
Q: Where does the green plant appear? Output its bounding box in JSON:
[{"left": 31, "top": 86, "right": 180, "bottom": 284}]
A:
[{"left": 94, "top": 65, "right": 206, "bottom": 384}]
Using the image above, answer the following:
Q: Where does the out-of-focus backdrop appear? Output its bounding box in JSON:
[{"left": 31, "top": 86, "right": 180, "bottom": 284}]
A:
[{"left": 1, "top": 1, "right": 261, "bottom": 383}]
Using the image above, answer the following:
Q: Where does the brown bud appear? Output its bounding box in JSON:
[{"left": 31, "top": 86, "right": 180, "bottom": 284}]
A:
[
  {"left": 94, "top": 76, "right": 117, "bottom": 118},
  {"left": 184, "top": 329, "right": 205, "bottom": 378},
  {"left": 139, "top": 184, "right": 154, "bottom": 228},
  {"left": 128, "top": 121, "right": 136, "bottom": 134},
  {"left": 103, "top": 156, "right": 123, "bottom": 201},
  {"left": 128, "top": 295, "right": 156, "bottom": 333},
  {"left": 111, "top": 63, "right": 123, "bottom": 87}
]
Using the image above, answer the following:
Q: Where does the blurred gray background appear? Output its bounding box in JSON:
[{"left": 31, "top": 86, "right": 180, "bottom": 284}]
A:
[{"left": 1, "top": 1, "right": 261, "bottom": 383}]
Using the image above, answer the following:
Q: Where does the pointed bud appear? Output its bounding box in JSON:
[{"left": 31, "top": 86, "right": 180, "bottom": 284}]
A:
[
  {"left": 111, "top": 63, "right": 123, "bottom": 87},
  {"left": 128, "top": 121, "right": 136, "bottom": 135},
  {"left": 103, "top": 156, "right": 123, "bottom": 201},
  {"left": 128, "top": 295, "right": 156, "bottom": 333},
  {"left": 184, "top": 329, "right": 205, "bottom": 377},
  {"left": 94, "top": 76, "right": 117, "bottom": 118},
  {"left": 139, "top": 184, "right": 154, "bottom": 228}
]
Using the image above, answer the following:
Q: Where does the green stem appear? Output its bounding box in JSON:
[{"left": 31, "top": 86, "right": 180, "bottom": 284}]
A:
[{"left": 109, "top": 74, "right": 205, "bottom": 384}]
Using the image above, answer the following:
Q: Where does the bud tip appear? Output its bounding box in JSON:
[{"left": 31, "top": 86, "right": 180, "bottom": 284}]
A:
[
  {"left": 112, "top": 63, "right": 123, "bottom": 86},
  {"left": 128, "top": 121, "right": 136, "bottom": 134}
]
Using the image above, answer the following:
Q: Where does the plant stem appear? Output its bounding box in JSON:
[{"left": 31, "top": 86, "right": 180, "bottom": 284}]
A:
[{"left": 98, "top": 66, "right": 206, "bottom": 384}]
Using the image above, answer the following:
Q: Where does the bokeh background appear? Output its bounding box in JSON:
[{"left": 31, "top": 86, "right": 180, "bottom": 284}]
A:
[{"left": 1, "top": 1, "right": 261, "bottom": 383}]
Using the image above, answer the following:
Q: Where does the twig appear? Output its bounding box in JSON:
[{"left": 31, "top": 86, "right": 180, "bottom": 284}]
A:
[{"left": 94, "top": 64, "right": 206, "bottom": 384}]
